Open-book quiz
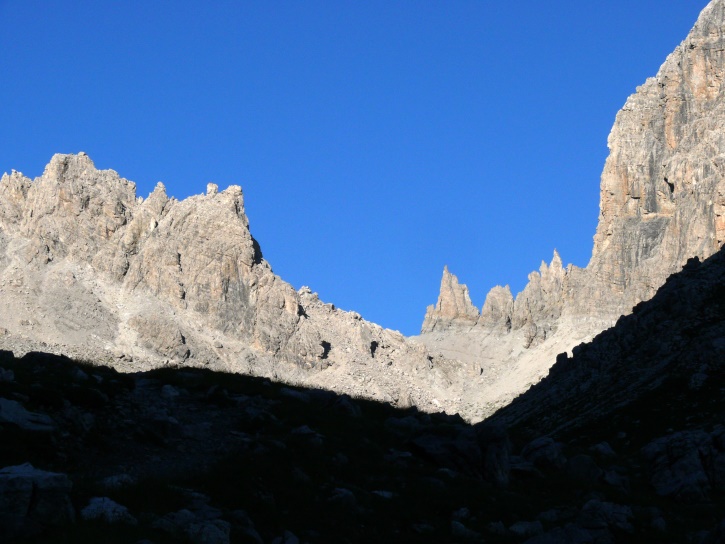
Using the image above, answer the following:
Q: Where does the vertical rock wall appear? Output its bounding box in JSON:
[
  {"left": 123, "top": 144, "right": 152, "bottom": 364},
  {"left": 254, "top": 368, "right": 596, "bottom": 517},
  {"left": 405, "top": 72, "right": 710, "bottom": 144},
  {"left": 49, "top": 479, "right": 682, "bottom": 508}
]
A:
[{"left": 423, "top": 0, "right": 725, "bottom": 335}]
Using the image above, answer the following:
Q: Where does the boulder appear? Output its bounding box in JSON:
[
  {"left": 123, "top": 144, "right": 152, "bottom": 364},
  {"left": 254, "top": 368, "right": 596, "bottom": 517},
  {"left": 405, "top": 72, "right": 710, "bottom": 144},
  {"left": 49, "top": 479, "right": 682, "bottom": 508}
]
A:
[
  {"left": 81, "top": 497, "right": 137, "bottom": 525},
  {"left": 521, "top": 437, "right": 566, "bottom": 470},
  {"left": 0, "top": 463, "right": 74, "bottom": 540},
  {"left": 642, "top": 431, "right": 716, "bottom": 501},
  {"left": 0, "top": 398, "right": 56, "bottom": 432}
]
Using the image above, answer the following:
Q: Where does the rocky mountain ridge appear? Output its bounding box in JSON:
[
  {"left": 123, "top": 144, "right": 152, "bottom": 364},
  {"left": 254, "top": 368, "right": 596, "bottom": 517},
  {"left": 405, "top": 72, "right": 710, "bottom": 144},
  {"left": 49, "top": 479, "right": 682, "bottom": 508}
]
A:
[
  {"left": 2, "top": 3, "right": 725, "bottom": 541},
  {"left": 419, "top": 0, "right": 725, "bottom": 411},
  {"left": 0, "top": 153, "right": 473, "bottom": 416},
  {"left": 3, "top": 1, "right": 725, "bottom": 422}
]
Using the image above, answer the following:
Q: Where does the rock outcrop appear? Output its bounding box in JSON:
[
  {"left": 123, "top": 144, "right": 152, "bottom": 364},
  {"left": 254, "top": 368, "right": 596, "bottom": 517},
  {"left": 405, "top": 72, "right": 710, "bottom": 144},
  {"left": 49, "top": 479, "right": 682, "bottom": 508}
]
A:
[
  {"left": 581, "top": 0, "right": 725, "bottom": 317},
  {"left": 480, "top": 285, "right": 514, "bottom": 331},
  {"left": 491, "top": 248, "right": 725, "bottom": 437},
  {"left": 419, "top": 0, "right": 725, "bottom": 416}
]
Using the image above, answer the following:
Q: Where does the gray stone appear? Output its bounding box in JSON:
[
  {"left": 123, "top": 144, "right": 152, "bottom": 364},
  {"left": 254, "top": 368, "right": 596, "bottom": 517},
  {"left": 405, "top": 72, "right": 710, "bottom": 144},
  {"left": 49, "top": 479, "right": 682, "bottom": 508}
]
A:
[
  {"left": 101, "top": 473, "right": 137, "bottom": 490},
  {"left": 580, "top": 500, "right": 633, "bottom": 534},
  {"left": 186, "top": 520, "right": 231, "bottom": 544},
  {"left": 152, "top": 509, "right": 197, "bottom": 536},
  {"left": 451, "top": 520, "right": 481, "bottom": 541},
  {"left": 590, "top": 442, "right": 616, "bottom": 461},
  {"left": 328, "top": 487, "right": 357, "bottom": 510},
  {"left": 487, "top": 521, "right": 507, "bottom": 536},
  {"left": 565, "top": 454, "right": 602, "bottom": 486},
  {"left": 602, "top": 469, "right": 630, "bottom": 494},
  {"left": 478, "top": 423, "right": 511, "bottom": 486},
  {"left": 279, "top": 387, "right": 310, "bottom": 403},
  {"left": 0, "top": 463, "right": 74, "bottom": 540},
  {"left": 422, "top": 266, "right": 479, "bottom": 332},
  {"left": 384, "top": 415, "right": 423, "bottom": 437},
  {"left": 372, "top": 490, "right": 395, "bottom": 500},
  {"left": 452, "top": 507, "right": 471, "bottom": 521},
  {"left": 0, "top": 368, "right": 14, "bottom": 382},
  {"left": 524, "top": 524, "right": 594, "bottom": 544},
  {"left": 331, "top": 394, "right": 362, "bottom": 418},
  {"left": 161, "top": 384, "right": 180, "bottom": 400},
  {"left": 81, "top": 497, "right": 137, "bottom": 525},
  {"left": 642, "top": 431, "right": 713, "bottom": 501},
  {"left": 509, "top": 520, "right": 544, "bottom": 538},
  {"left": 229, "top": 510, "right": 263, "bottom": 544},
  {"left": 271, "top": 530, "right": 300, "bottom": 544},
  {"left": 0, "top": 398, "right": 56, "bottom": 432},
  {"left": 522, "top": 437, "right": 566, "bottom": 470}
]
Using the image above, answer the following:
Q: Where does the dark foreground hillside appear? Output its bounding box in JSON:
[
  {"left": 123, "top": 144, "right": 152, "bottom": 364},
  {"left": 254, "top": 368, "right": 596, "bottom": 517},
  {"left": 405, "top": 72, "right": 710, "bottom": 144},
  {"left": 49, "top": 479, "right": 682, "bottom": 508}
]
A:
[
  {"left": 1, "top": 249, "right": 725, "bottom": 543},
  {"left": 1, "top": 352, "right": 510, "bottom": 544}
]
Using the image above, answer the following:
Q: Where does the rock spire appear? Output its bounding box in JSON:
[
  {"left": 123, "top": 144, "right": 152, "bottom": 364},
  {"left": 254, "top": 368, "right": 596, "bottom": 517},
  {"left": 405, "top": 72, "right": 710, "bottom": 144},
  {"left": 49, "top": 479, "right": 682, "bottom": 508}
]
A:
[{"left": 421, "top": 266, "right": 479, "bottom": 331}]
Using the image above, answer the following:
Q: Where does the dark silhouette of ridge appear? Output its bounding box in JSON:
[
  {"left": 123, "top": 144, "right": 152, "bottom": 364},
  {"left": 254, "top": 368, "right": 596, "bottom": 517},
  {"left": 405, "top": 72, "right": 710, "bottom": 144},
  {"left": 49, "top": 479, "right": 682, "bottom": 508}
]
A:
[
  {"left": 490, "top": 244, "right": 725, "bottom": 446},
  {"left": 0, "top": 350, "right": 504, "bottom": 543}
]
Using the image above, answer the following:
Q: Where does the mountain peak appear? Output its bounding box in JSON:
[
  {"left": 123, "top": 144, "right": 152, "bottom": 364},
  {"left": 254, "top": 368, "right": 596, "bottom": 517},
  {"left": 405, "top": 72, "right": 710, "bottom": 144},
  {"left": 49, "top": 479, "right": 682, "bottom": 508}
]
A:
[{"left": 420, "top": 266, "right": 479, "bottom": 333}]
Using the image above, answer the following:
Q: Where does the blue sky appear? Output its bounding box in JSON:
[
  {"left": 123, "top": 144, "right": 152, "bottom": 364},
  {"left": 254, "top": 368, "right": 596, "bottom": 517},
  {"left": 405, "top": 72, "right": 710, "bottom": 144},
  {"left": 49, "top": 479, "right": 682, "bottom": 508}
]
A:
[{"left": 0, "top": 1, "right": 708, "bottom": 335}]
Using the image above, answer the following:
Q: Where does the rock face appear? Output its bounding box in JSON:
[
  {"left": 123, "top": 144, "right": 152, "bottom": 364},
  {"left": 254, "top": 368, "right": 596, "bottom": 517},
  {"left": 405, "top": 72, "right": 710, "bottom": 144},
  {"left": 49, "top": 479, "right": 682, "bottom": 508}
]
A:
[
  {"left": 419, "top": 0, "right": 725, "bottom": 416},
  {"left": 481, "top": 244, "right": 725, "bottom": 541},
  {"left": 0, "top": 398, "right": 56, "bottom": 432},
  {"left": 425, "top": 0, "right": 725, "bottom": 331},
  {"left": 0, "top": 153, "right": 473, "bottom": 415},
  {"left": 584, "top": 0, "right": 725, "bottom": 316},
  {"left": 1, "top": 254, "right": 723, "bottom": 543}
]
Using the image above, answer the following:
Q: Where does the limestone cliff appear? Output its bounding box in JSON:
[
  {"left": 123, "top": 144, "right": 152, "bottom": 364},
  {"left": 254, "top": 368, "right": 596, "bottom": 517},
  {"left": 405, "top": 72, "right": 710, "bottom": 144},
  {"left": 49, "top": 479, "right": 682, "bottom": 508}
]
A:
[
  {"left": 584, "top": 0, "right": 725, "bottom": 315},
  {"left": 0, "top": 153, "right": 471, "bottom": 415},
  {"left": 419, "top": 0, "right": 725, "bottom": 417},
  {"left": 425, "top": 1, "right": 725, "bottom": 334},
  {"left": 423, "top": 251, "right": 568, "bottom": 343}
]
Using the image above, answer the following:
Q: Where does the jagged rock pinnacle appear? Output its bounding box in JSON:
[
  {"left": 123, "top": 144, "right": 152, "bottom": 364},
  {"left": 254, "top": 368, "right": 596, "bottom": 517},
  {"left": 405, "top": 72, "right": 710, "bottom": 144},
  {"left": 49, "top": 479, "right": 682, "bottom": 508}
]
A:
[{"left": 421, "top": 266, "right": 479, "bottom": 333}]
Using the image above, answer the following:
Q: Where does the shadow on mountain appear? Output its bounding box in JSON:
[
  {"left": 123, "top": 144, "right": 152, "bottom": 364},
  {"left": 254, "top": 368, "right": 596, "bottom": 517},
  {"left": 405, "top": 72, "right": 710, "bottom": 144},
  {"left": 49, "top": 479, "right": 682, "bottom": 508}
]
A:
[
  {"left": 0, "top": 351, "right": 508, "bottom": 544},
  {"left": 491, "top": 246, "right": 725, "bottom": 448},
  {"left": 1, "top": 245, "right": 725, "bottom": 542}
]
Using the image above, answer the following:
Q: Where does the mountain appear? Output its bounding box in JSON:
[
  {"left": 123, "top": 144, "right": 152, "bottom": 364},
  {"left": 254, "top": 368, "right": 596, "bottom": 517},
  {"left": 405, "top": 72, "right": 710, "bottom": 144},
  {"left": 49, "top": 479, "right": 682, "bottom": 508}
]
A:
[
  {"left": 1, "top": 2, "right": 724, "bottom": 425},
  {"left": 0, "top": 153, "right": 479, "bottom": 416},
  {"left": 419, "top": 0, "right": 725, "bottom": 418},
  {"left": 0, "top": 209, "right": 723, "bottom": 543},
  {"left": 2, "top": 2, "right": 725, "bottom": 541}
]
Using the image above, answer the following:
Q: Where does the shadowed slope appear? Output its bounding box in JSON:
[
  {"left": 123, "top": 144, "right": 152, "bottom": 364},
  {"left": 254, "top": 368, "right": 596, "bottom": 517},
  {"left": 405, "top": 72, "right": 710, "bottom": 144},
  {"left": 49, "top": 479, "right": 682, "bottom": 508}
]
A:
[{"left": 491, "top": 244, "right": 725, "bottom": 442}]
